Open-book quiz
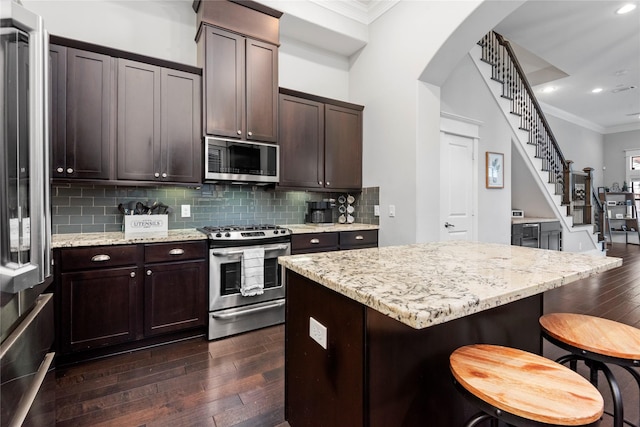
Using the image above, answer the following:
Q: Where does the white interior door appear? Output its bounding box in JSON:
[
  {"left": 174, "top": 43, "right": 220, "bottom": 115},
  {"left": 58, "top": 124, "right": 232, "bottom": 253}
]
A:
[{"left": 439, "top": 115, "right": 478, "bottom": 241}]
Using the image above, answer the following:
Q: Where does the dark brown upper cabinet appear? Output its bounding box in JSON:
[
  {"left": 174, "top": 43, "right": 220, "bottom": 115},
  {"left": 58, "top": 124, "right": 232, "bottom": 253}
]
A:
[
  {"left": 50, "top": 45, "right": 115, "bottom": 180},
  {"left": 117, "top": 60, "right": 201, "bottom": 183},
  {"left": 50, "top": 36, "right": 202, "bottom": 185},
  {"left": 198, "top": 25, "right": 278, "bottom": 143},
  {"left": 278, "top": 89, "right": 364, "bottom": 191}
]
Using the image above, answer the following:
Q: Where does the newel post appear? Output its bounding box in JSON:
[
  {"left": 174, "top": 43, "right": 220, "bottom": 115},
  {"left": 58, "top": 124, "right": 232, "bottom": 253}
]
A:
[
  {"left": 583, "top": 167, "right": 594, "bottom": 225},
  {"left": 562, "top": 160, "right": 573, "bottom": 206}
]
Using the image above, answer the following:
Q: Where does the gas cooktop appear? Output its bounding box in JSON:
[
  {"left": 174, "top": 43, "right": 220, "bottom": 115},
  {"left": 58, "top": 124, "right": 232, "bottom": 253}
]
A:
[{"left": 197, "top": 224, "right": 291, "bottom": 241}]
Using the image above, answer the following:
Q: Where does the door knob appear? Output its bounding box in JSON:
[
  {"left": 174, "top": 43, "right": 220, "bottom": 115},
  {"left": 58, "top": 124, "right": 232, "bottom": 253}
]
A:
[{"left": 444, "top": 222, "right": 455, "bottom": 228}]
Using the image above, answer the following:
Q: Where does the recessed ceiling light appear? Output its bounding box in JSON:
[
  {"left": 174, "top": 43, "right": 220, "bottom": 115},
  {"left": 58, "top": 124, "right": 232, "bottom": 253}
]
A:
[
  {"left": 616, "top": 3, "right": 637, "bottom": 14},
  {"left": 542, "top": 86, "right": 556, "bottom": 93},
  {"left": 592, "top": 88, "right": 603, "bottom": 93}
]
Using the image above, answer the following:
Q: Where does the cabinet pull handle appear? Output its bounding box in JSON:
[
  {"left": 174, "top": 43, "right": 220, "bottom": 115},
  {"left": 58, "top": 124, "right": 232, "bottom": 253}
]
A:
[
  {"left": 146, "top": 270, "right": 152, "bottom": 276},
  {"left": 66, "top": 168, "right": 74, "bottom": 174},
  {"left": 355, "top": 235, "right": 364, "bottom": 240},
  {"left": 130, "top": 271, "right": 136, "bottom": 278},
  {"left": 91, "top": 254, "right": 111, "bottom": 262},
  {"left": 310, "top": 238, "right": 320, "bottom": 244},
  {"left": 169, "top": 248, "right": 185, "bottom": 256},
  {"left": 56, "top": 167, "right": 64, "bottom": 173}
]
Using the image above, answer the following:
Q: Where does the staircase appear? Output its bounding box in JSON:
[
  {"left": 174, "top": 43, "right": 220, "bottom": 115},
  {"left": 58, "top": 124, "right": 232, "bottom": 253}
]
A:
[{"left": 472, "top": 31, "right": 602, "bottom": 253}]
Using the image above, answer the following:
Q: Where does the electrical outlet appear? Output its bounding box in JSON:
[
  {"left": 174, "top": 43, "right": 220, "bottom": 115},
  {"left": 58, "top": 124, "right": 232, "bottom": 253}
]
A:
[
  {"left": 181, "top": 204, "right": 191, "bottom": 218},
  {"left": 309, "top": 317, "right": 327, "bottom": 349},
  {"left": 374, "top": 205, "right": 380, "bottom": 217},
  {"left": 389, "top": 205, "right": 396, "bottom": 217}
]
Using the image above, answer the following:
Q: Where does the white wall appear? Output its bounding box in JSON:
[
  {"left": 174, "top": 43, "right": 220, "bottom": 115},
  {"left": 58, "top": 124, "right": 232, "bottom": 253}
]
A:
[
  {"left": 603, "top": 130, "right": 640, "bottom": 188},
  {"left": 545, "top": 114, "right": 605, "bottom": 188},
  {"left": 23, "top": 0, "right": 197, "bottom": 66},
  {"left": 279, "top": 36, "right": 349, "bottom": 100},
  {"left": 440, "top": 54, "right": 513, "bottom": 244}
]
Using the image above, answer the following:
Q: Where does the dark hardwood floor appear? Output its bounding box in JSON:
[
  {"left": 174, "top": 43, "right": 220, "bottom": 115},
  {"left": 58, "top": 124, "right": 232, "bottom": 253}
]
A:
[{"left": 53, "top": 243, "right": 640, "bottom": 426}]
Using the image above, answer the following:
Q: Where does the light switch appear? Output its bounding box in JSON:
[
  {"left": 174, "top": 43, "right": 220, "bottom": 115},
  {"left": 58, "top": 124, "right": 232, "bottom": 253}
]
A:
[
  {"left": 181, "top": 204, "right": 191, "bottom": 218},
  {"left": 389, "top": 205, "right": 396, "bottom": 217}
]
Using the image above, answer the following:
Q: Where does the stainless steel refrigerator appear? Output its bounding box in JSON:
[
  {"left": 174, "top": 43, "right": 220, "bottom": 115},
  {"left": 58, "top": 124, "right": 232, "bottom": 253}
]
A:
[{"left": 0, "top": 0, "right": 54, "bottom": 425}]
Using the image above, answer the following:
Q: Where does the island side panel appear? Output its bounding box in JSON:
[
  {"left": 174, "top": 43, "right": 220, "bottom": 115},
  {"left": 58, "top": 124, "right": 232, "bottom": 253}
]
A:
[
  {"left": 366, "top": 294, "right": 543, "bottom": 427},
  {"left": 285, "top": 271, "right": 365, "bottom": 427}
]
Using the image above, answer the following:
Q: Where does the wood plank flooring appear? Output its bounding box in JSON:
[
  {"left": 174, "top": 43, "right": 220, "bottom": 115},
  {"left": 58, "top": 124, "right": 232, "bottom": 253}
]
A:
[{"left": 54, "top": 243, "right": 640, "bottom": 426}]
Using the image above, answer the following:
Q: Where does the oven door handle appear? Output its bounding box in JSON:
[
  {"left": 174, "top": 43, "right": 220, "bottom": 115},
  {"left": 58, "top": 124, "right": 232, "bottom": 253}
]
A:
[
  {"left": 211, "top": 299, "right": 285, "bottom": 319},
  {"left": 211, "top": 244, "right": 289, "bottom": 257}
]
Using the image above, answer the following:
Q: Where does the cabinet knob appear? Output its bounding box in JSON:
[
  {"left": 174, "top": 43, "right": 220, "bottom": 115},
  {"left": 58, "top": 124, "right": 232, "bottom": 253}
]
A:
[
  {"left": 56, "top": 167, "right": 64, "bottom": 173},
  {"left": 162, "top": 172, "right": 167, "bottom": 178},
  {"left": 248, "top": 131, "right": 253, "bottom": 137},
  {"left": 318, "top": 181, "right": 323, "bottom": 185},
  {"left": 130, "top": 271, "right": 136, "bottom": 278},
  {"left": 237, "top": 130, "right": 242, "bottom": 135},
  {"left": 154, "top": 172, "right": 160, "bottom": 178},
  {"left": 146, "top": 270, "right": 152, "bottom": 276},
  {"left": 66, "top": 168, "right": 74, "bottom": 174},
  {"left": 326, "top": 181, "right": 330, "bottom": 186},
  {"left": 310, "top": 238, "right": 320, "bottom": 244}
]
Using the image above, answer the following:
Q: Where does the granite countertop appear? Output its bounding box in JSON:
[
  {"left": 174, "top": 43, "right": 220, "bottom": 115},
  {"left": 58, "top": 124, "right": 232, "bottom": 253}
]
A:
[
  {"left": 512, "top": 217, "right": 560, "bottom": 224},
  {"left": 52, "top": 223, "right": 379, "bottom": 248},
  {"left": 52, "top": 229, "right": 207, "bottom": 248},
  {"left": 278, "top": 241, "right": 621, "bottom": 329},
  {"left": 286, "top": 223, "right": 379, "bottom": 234}
]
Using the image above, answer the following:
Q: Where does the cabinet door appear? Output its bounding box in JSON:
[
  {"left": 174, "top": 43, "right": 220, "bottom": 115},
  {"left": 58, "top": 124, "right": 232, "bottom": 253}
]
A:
[
  {"left": 204, "top": 26, "right": 245, "bottom": 139},
  {"left": 160, "top": 68, "right": 202, "bottom": 183},
  {"left": 246, "top": 38, "right": 278, "bottom": 142},
  {"left": 49, "top": 44, "right": 67, "bottom": 178},
  {"left": 66, "top": 49, "right": 114, "bottom": 179},
  {"left": 117, "top": 59, "right": 161, "bottom": 181},
  {"left": 60, "top": 266, "right": 139, "bottom": 353},
  {"left": 144, "top": 260, "right": 207, "bottom": 336},
  {"left": 324, "top": 104, "right": 363, "bottom": 190},
  {"left": 278, "top": 94, "right": 324, "bottom": 188}
]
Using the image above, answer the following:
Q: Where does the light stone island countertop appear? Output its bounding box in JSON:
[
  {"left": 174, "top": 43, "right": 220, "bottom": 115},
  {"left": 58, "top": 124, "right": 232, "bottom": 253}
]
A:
[
  {"left": 52, "top": 224, "right": 378, "bottom": 248},
  {"left": 278, "top": 240, "right": 622, "bottom": 330}
]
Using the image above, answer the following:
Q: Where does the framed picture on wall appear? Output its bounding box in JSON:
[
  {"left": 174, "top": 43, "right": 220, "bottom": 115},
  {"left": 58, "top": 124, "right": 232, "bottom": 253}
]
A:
[{"left": 486, "top": 152, "right": 504, "bottom": 189}]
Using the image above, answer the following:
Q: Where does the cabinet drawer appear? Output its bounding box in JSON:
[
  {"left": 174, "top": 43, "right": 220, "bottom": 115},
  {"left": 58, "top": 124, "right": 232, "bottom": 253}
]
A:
[
  {"left": 291, "top": 232, "right": 339, "bottom": 254},
  {"left": 59, "top": 245, "right": 139, "bottom": 271},
  {"left": 540, "top": 221, "right": 561, "bottom": 232},
  {"left": 340, "top": 230, "right": 378, "bottom": 250},
  {"left": 144, "top": 241, "right": 207, "bottom": 263}
]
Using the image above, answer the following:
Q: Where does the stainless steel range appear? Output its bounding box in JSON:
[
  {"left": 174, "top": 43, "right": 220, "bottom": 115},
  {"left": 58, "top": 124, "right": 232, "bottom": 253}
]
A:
[{"left": 198, "top": 224, "right": 291, "bottom": 340}]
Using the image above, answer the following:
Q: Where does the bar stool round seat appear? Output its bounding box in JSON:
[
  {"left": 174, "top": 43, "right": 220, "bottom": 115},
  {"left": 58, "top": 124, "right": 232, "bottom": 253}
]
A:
[
  {"left": 540, "top": 313, "right": 640, "bottom": 427},
  {"left": 450, "top": 344, "right": 604, "bottom": 427}
]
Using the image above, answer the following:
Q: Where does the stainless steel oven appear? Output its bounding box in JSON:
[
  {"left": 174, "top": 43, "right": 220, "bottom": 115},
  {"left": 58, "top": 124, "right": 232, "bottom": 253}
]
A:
[{"left": 198, "top": 225, "right": 291, "bottom": 340}]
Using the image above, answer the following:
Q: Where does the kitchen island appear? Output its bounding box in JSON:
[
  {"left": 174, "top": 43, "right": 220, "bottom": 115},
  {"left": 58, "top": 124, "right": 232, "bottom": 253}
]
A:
[{"left": 278, "top": 241, "right": 622, "bottom": 427}]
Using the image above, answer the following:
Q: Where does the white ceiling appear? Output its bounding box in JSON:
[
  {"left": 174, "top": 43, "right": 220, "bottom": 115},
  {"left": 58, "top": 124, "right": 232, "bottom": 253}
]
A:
[
  {"left": 494, "top": 0, "right": 640, "bottom": 134},
  {"left": 294, "top": 0, "right": 640, "bottom": 134}
]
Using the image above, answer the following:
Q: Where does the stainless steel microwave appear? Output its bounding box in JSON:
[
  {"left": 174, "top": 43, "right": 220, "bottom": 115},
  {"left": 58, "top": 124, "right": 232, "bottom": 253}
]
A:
[{"left": 204, "top": 137, "right": 279, "bottom": 184}]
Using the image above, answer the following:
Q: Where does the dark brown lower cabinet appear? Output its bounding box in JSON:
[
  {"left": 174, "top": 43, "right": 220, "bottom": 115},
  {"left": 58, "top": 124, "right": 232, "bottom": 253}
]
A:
[
  {"left": 144, "top": 259, "right": 207, "bottom": 336},
  {"left": 60, "top": 266, "right": 139, "bottom": 353},
  {"left": 56, "top": 241, "right": 207, "bottom": 357}
]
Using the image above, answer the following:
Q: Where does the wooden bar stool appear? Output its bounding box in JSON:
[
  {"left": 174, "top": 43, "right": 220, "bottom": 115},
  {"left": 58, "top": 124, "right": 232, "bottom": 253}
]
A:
[
  {"left": 540, "top": 313, "right": 640, "bottom": 427},
  {"left": 450, "top": 344, "right": 604, "bottom": 427}
]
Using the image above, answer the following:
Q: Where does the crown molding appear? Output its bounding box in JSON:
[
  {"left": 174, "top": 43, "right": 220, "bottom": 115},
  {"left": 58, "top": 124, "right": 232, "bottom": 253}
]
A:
[{"left": 309, "top": 0, "right": 399, "bottom": 25}]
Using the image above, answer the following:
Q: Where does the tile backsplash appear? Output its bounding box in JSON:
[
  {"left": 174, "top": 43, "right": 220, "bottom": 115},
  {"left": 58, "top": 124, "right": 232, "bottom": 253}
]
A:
[{"left": 51, "top": 183, "right": 379, "bottom": 234}]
